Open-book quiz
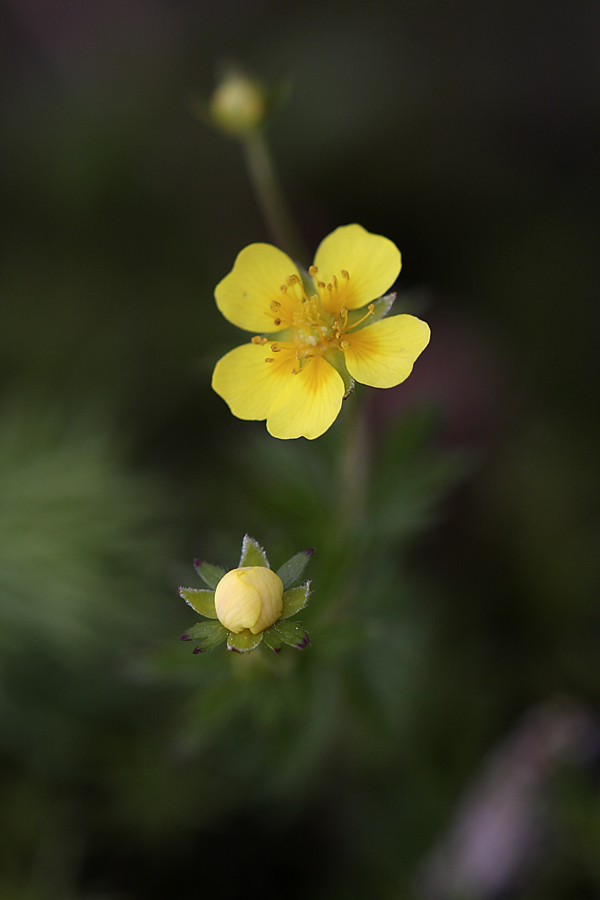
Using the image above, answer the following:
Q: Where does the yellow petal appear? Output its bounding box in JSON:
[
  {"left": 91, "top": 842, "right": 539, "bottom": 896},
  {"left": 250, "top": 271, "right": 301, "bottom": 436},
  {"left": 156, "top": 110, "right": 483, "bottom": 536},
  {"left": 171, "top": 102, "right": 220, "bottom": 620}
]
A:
[
  {"left": 212, "top": 342, "right": 297, "bottom": 420},
  {"left": 266, "top": 356, "right": 345, "bottom": 440},
  {"left": 313, "top": 224, "right": 401, "bottom": 311},
  {"left": 214, "top": 243, "right": 299, "bottom": 332},
  {"left": 214, "top": 568, "right": 261, "bottom": 632},
  {"left": 343, "top": 315, "right": 430, "bottom": 388}
]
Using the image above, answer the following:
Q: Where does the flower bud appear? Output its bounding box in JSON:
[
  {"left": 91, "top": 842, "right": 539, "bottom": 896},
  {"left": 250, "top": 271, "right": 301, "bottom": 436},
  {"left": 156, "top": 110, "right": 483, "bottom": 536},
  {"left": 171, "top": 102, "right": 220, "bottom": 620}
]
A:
[
  {"left": 214, "top": 566, "right": 283, "bottom": 634},
  {"left": 209, "top": 71, "right": 266, "bottom": 136}
]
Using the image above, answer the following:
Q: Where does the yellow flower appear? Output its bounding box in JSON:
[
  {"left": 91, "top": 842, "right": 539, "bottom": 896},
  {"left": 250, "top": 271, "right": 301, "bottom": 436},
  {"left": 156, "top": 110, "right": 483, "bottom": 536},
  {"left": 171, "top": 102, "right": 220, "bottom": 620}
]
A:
[
  {"left": 212, "top": 224, "right": 431, "bottom": 440},
  {"left": 214, "top": 566, "right": 283, "bottom": 634}
]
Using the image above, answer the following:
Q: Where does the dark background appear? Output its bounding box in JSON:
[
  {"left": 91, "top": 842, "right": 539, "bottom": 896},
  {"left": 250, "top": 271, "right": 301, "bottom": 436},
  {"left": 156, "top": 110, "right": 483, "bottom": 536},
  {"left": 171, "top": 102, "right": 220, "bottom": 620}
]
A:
[{"left": 1, "top": 1, "right": 599, "bottom": 898}]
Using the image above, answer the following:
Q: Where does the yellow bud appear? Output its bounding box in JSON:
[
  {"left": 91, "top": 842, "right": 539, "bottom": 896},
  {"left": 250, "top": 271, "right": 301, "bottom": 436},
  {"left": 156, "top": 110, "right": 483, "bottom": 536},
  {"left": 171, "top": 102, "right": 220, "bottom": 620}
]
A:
[
  {"left": 209, "top": 71, "right": 266, "bottom": 136},
  {"left": 214, "top": 567, "right": 283, "bottom": 634}
]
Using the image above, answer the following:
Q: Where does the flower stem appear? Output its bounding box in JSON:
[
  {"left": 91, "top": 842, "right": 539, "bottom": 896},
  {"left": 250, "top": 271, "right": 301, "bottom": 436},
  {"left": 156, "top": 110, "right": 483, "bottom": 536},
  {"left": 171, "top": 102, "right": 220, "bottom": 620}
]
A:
[
  {"left": 337, "top": 394, "right": 370, "bottom": 534},
  {"left": 241, "top": 130, "right": 309, "bottom": 266}
]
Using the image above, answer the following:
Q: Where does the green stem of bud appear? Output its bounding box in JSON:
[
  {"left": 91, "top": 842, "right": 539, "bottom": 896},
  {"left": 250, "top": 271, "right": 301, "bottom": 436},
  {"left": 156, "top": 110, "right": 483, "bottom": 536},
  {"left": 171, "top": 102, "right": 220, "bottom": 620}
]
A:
[{"left": 242, "top": 131, "right": 309, "bottom": 266}]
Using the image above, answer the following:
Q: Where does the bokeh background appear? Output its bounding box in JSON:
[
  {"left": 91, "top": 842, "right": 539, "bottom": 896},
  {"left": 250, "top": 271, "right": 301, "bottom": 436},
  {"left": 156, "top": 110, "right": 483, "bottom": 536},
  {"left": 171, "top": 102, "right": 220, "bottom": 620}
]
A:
[{"left": 1, "top": 1, "right": 600, "bottom": 897}]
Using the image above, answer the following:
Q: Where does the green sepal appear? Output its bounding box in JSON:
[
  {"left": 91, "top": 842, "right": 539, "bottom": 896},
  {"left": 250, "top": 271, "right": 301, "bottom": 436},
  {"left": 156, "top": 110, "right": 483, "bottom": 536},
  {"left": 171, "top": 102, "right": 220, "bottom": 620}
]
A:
[
  {"left": 345, "top": 291, "right": 396, "bottom": 332},
  {"left": 227, "top": 629, "right": 264, "bottom": 653},
  {"left": 178, "top": 587, "right": 217, "bottom": 618},
  {"left": 271, "top": 620, "right": 310, "bottom": 649},
  {"left": 276, "top": 550, "right": 314, "bottom": 590},
  {"left": 193, "top": 559, "right": 226, "bottom": 589},
  {"left": 322, "top": 347, "right": 354, "bottom": 398},
  {"left": 238, "top": 534, "right": 270, "bottom": 568},
  {"left": 184, "top": 620, "right": 227, "bottom": 652},
  {"left": 262, "top": 628, "right": 284, "bottom": 653},
  {"left": 281, "top": 582, "right": 311, "bottom": 618}
]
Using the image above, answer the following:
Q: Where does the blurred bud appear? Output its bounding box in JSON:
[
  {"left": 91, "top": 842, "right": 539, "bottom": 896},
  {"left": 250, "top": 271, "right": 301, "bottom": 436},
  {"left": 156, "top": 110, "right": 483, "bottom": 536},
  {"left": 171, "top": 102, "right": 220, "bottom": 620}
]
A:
[
  {"left": 208, "top": 70, "right": 267, "bottom": 136},
  {"left": 215, "top": 566, "right": 283, "bottom": 633}
]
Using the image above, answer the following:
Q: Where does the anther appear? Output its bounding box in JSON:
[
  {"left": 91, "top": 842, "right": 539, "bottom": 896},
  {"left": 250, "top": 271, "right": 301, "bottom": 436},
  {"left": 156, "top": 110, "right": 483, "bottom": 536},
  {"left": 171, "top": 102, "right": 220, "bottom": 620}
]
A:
[
  {"left": 340, "top": 340, "right": 349, "bottom": 349},
  {"left": 341, "top": 269, "right": 349, "bottom": 280},
  {"left": 270, "top": 300, "right": 281, "bottom": 311},
  {"left": 317, "top": 281, "right": 326, "bottom": 289},
  {"left": 251, "top": 335, "right": 263, "bottom": 344},
  {"left": 280, "top": 284, "right": 287, "bottom": 293},
  {"left": 368, "top": 303, "right": 375, "bottom": 314},
  {"left": 309, "top": 265, "right": 318, "bottom": 275},
  {"left": 332, "top": 274, "right": 338, "bottom": 289},
  {"left": 265, "top": 357, "right": 274, "bottom": 363},
  {"left": 273, "top": 317, "right": 281, "bottom": 326},
  {"left": 270, "top": 343, "right": 280, "bottom": 352},
  {"left": 340, "top": 307, "right": 348, "bottom": 317},
  {"left": 327, "top": 283, "right": 333, "bottom": 292}
]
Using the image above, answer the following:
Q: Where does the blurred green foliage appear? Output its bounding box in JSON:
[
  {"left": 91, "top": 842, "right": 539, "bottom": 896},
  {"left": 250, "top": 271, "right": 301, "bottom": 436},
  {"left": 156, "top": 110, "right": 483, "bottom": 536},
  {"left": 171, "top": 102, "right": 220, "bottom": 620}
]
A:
[{"left": 1, "top": 1, "right": 599, "bottom": 898}]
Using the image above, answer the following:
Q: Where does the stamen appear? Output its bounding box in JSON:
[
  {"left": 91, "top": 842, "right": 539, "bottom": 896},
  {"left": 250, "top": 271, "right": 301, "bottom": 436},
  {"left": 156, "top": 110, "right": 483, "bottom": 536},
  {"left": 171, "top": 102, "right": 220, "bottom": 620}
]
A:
[
  {"left": 309, "top": 265, "right": 318, "bottom": 275},
  {"left": 327, "top": 283, "right": 333, "bottom": 292},
  {"left": 340, "top": 340, "right": 349, "bottom": 349},
  {"left": 317, "top": 281, "right": 326, "bottom": 289},
  {"left": 273, "top": 317, "right": 282, "bottom": 326},
  {"left": 251, "top": 335, "right": 262, "bottom": 344},
  {"left": 345, "top": 303, "right": 375, "bottom": 331},
  {"left": 270, "top": 300, "right": 281, "bottom": 311},
  {"left": 332, "top": 274, "right": 338, "bottom": 290},
  {"left": 341, "top": 269, "right": 349, "bottom": 280},
  {"left": 270, "top": 343, "right": 280, "bottom": 352},
  {"left": 264, "top": 357, "right": 274, "bottom": 363},
  {"left": 280, "top": 284, "right": 287, "bottom": 293}
]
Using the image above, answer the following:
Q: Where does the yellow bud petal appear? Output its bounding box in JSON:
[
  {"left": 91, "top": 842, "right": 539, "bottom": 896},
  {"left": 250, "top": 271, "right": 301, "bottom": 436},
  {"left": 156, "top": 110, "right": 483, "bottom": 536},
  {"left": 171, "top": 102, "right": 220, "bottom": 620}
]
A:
[{"left": 214, "top": 567, "right": 283, "bottom": 634}]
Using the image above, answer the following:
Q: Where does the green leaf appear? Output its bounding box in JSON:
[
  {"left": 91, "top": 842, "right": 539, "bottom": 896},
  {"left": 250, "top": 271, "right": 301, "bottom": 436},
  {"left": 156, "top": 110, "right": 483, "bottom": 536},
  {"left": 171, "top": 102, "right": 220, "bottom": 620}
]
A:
[
  {"left": 238, "top": 534, "right": 270, "bottom": 568},
  {"left": 345, "top": 291, "right": 396, "bottom": 332},
  {"left": 281, "top": 583, "right": 311, "bottom": 618},
  {"left": 262, "top": 629, "right": 283, "bottom": 653},
  {"left": 271, "top": 620, "right": 310, "bottom": 649},
  {"left": 193, "top": 559, "right": 226, "bottom": 589},
  {"left": 178, "top": 587, "right": 218, "bottom": 618},
  {"left": 181, "top": 620, "right": 227, "bottom": 652},
  {"left": 227, "top": 629, "right": 264, "bottom": 653},
  {"left": 322, "top": 347, "right": 354, "bottom": 398},
  {"left": 276, "top": 550, "right": 314, "bottom": 590}
]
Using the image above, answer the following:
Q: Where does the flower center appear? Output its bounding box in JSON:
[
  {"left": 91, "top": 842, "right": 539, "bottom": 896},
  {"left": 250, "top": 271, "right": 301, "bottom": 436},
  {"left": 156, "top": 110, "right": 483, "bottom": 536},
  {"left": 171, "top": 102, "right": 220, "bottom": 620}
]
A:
[{"left": 253, "top": 267, "right": 375, "bottom": 373}]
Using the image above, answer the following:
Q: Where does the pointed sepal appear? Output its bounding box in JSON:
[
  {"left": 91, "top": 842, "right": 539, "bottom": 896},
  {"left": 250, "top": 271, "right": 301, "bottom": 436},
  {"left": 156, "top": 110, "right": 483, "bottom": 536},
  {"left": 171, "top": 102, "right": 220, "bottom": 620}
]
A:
[
  {"left": 271, "top": 620, "right": 310, "bottom": 649},
  {"left": 276, "top": 550, "right": 314, "bottom": 590},
  {"left": 281, "top": 582, "right": 311, "bottom": 618},
  {"left": 182, "top": 620, "right": 227, "bottom": 652},
  {"left": 238, "top": 534, "right": 270, "bottom": 568},
  {"left": 322, "top": 347, "right": 355, "bottom": 399},
  {"left": 193, "top": 559, "right": 226, "bottom": 589},
  {"left": 227, "top": 629, "right": 264, "bottom": 653},
  {"left": 178, "top": 587, "right": 218, "bottom": 618},
  {"left": 262, "top": 629, "right": 283, "bottom": 653}
]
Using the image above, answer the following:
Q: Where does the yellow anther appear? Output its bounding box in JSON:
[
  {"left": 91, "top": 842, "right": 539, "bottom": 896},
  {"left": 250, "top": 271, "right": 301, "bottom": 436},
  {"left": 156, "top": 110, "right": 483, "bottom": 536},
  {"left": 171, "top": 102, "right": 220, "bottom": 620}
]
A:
[
  {"left": 251, "top": 335, "right": 262, "bottom": 344},
  {"left": 332, "top": 274, "right": 338, "bottom": 289},
  {"left": 280, "top": 284, "right": 287, "bottom": 293},
  {"left": 317, "top": 281, "right": 326, "bottom": 289},
  {"left": 287, "top": 274, "right": 300, "bottom": 286},
  {"left": 270, "top": 300, "right": 281, "bottom": 311},
  {"left": 264, "top": 357, "right": 274, "bottom": 363},
  {"left": 309, "top": 265, "right": 318, "bottom": 276},
  {"left": 341, "top": 269, "right": 349, "bottom": 280},
  {"left": 270, "top": 343, "right": 280, "bottom": 352},
  {"left": 273, "top": 317, "right": 281, "bottom": 326},
  {"left": 340, "top": 307, "right": 348, "bottom": 317},
  {"left": 340, "top": 340, "right": 349, "bottom": 349},
  {"left": 327, "top": 283, "right": 333, "bottom": 292},
  {"left": 368, "top": 303, "right": 375, "bottom": 314},
  {"left": 291, "top": 367, "right": 299, "bottom": 374}
]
